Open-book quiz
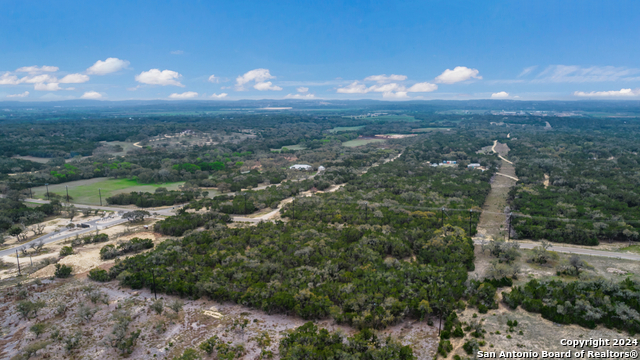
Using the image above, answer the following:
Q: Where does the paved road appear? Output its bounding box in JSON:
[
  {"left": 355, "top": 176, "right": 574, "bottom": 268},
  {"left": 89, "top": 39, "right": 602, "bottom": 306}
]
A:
[
  {"left": 24, "top": 197, "right": 180, "bottom": 216},
  {"left": 473, "top": 239, "right": 640, "bottom": 261},
  {"left": 0, "top": 216, "right": 128, "bottom": 258}
]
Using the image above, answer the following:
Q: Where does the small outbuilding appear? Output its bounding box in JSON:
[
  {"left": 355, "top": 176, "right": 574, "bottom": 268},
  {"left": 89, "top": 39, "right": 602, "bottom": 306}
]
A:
[{"left": 289, "top": 164, "right": 313, "bottom": 171}]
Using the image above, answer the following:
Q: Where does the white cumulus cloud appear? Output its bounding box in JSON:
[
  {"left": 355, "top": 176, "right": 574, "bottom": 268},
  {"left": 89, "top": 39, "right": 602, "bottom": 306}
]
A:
[
  {"left": 285, "top": 93, "right": 315, "bottom": 99},
  {"left": 435, "top": 66, "right": 482, "bottom": 84},
  {"left": 211, "top": 93, "right": 228, "bottom": 99},
  {"left": 59, "top": 73, "right": 90, "bottom": 84},
  {"left": 491, "top": 91, "right": 510, "bottom": 99},
  {"left": 382, "top": 91, "right": 409, "bottom": 99},
  {"left": 86, "top": 58, "right": 130, "bottom": 75},
  {"left": 407, "top": 82, "right": 438, "bottom": 92},
  {"left": 253, "top": 81, "right": 282, "bottom": 91},
  {"left": 368, "top": 83, "right": 404, "bottom": 93},
  {"left": 169, "top": 91, "right": 198, "bottom": 99},
  {"left": 235, "top": 69, "right": 281, "bottom": 91},
  {"left": 15, "top": 65, "right": 58, "bottom": 74},
  {"left": 573, "top": 88, "right": 640, "bottom": 97},
  {"left": 0, "top": 72, "right": 20, "bottom": 85},
  {"left": 20, "top": 74, "right": 57, "bottom": 84},
  {"left": 296, "top": 87, "right": 309, "bottom": 93},
  {"left": 34, "top": 83, "right": 63, "bottom": 91},
  {"left": 336, "top": 81, "right": 369, "bottom": 94},
  {"left": 337, "top": 79, "right": 436, "bottom": 97},
  {"left": 208, "top": 75, "right": 220, "bottom": 83},
  {"left": 364, "top": 74, "right": 407, "bottom": 83},
  {"left": 81, "top": 91, "right": 103, "bottom": 99},
  {"left": 7, "top": 91, "right": 29, "bottom": 98},
  {"left": 170, "top": 50, "right": 184, "bottom": 55},
  {"left": 135, "top": 69, "right": 184, "bottom": 87}
]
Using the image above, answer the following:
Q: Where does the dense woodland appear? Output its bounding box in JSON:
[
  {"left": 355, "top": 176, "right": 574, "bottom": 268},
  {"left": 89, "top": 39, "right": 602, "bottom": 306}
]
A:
[
  {"left": 2, "top": 103, "right": 640, "bottom": 358},
  {"left": 109, "top": 221, "right": 474, "bottom": 329},
  {"left": 507, "top": 117, "right": 640, "bottom": 244},
  {"left": 503, "top": 278, "right": 640, "bottom": 334}
]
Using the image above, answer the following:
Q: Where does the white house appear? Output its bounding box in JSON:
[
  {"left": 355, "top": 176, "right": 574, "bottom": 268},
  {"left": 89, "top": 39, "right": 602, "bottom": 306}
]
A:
[{"left": 289, "top": 164, "right": 313, "bottom": 171}]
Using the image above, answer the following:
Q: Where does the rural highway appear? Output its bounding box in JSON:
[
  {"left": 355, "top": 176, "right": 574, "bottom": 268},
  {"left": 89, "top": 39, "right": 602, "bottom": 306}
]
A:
[
  {"left": 0, "top": 216, "right": 129, "bottom": 258},
  {"left": 24, "top": 197, "right": 181, "bottom": 216},
  {"left": 473, "top": 239, "right": 640, "bottom": 261}
]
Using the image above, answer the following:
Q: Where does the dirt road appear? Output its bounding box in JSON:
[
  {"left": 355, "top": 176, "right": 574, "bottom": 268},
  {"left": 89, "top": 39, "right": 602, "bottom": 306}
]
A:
[{"left": 476, "top": 141, "right": 518, "bottom": 240}]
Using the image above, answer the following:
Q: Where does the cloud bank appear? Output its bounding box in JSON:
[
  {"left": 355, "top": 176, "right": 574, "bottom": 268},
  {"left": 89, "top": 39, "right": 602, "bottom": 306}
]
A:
[
  {"left": 169, "top": 91, "right": 198, "bottom": 99},
  {"left": 15, "top": 65, "right": 58, "bottom": 74},
  {"left": 574, "top": 88, "right": 640, "bottom": 97},
  {"left": 336, "top": 74, "right": 437, "bottom": 98},
  {"left": 6, "top": 91, "right": 29, "bottom": 98}
]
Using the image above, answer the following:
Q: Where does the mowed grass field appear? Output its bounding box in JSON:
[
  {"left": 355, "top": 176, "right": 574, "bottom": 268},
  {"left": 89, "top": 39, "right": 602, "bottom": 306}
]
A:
[
  {"left": 411, "top": 127, "right": 451, "bottom": 132},
  {"left": 328, "top": 126, "right": 365, "bottom": 133},
  {"left": 372, "top": 114, "right": 418, "bottom": 122},
  {"left": 270, "top": 144, "right": 307, "bottom": 152},
  {"left": 342, "top": 138, "right": 386, "bottom": 147},
  {"left": 31, "top": 178, "right": 184, "bottom": 205}
]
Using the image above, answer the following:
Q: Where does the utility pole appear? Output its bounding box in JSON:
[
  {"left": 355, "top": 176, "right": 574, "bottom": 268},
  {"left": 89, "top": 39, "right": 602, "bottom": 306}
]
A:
[
  {"left": 441, "top": 207, "right": 445, "bottom": 228},
  {"left": 438, "top": 298, "right": 444, "bottom": 336},
  {"left": 66, "top": 185, "right": 69, "bottom": 204},
  {"left": 469, "top": 209, "right": 473, "bottom": 236},
  {"left": 364, "top": 201, "right": 368, "bottom": 223},
  {"left": 99, "top": 188, "right": 102, "bottom": 206},
  {"left": 243, "top": 193, "right": 248, "bottom": 215},
  {"left": 45, "top": 183, "right": 50, "bottom": 200},
  {"left": 16, "top": 250, "right": 21, "bottom": 276},
  {"left": 292, "top": 197, "right": 296, "bottom": 222},
  {"left": 508, "top": 212, "right": 512, "bottom": 240},
  {"left": 152, "top": 269, "right": 157, "bottom": 300}
]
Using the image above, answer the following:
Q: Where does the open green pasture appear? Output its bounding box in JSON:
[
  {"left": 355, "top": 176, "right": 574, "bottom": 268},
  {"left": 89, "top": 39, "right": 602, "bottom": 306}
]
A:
[
  {"left": 270, "top": 144, "right": 307, "bottom": 152},
  {"left": 342, "top": 138, "right": 386, "bottom": 147},
  {"left": 411, "top": 127, "right": 451, "bottom": 132},
  {"left": 328, "top": 126, "right": 365, "bottom": 133},
  {"left": 31, "top": 178, "right": 184, "bottom": 205}
]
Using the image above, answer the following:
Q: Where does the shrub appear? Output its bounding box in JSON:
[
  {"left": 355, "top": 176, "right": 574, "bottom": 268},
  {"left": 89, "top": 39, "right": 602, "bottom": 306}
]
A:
[
  {"left": 100, "top": 238, "right": 154, "bottom": 260},
  {"left": 99, "top": 244, "right": 119, "bottom": 260},
  {"left": 199, "top": 335, "right": 219, "bottom": 354},
  {"left": 17, "top": 300, "right": 46, "bottom": 319},
  {"left": 88, "top": 268, "right": 110, "bottom": 282},
  {"left": 452, "top": 325, "right": 464, "bottom": 337},
  {"left": 29, "top": 323, "right": 46, "bottom": 338},
  {"left": 168, "top": 299, "right": 184, "bottom": 313},
  {"left": 463, "top": 339, "right": 478, "bottom": 355},
  {"left": 59, "top": 246, "right": 73, "bottom": 256},
  {"left": 54, "top": 264, "right": 73, "bottom": 278},
  {"left": 173, "top": 348, "right": 201, "bottom": 360},
  {"left": 150, "top": 300, "right": 163, "bottom": 315}
]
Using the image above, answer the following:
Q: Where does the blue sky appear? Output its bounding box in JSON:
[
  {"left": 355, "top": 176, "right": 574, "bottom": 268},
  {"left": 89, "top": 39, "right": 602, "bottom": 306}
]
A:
[{"left": 1, "top": 0, "right": 640, "bottom": 101}]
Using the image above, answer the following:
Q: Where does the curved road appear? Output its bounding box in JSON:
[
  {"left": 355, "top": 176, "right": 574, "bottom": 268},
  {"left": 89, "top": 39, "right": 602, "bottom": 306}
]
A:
[{"left": 0, "top": 216, "right": 129, "bottom": 258}]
